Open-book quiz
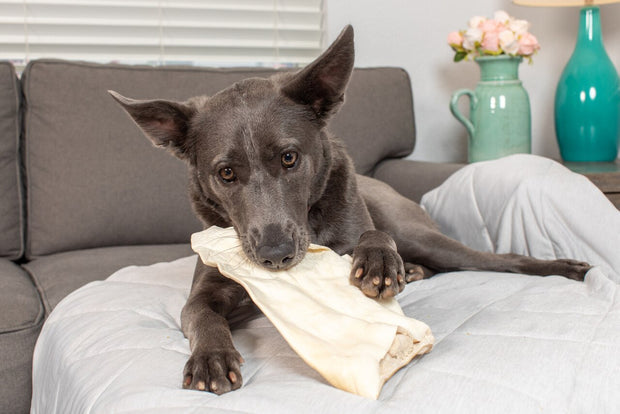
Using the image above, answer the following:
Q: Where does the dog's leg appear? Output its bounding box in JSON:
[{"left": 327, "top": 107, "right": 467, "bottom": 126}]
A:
[
  {"left": 357, "top": 175, "right": 591, "bottom": 289},
  {"left": 181, "top": 259, "right": 248, "bottom": 394},
  {"left": 395, "top": 226, "right": 590, "bottom": 281}
]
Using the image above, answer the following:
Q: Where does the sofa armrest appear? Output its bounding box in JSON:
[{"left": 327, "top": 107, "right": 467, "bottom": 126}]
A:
[{"left": 372, "top": 159, "right": 464, "bottom": 203}]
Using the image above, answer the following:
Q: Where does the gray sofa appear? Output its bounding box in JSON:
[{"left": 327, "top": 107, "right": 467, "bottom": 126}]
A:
[{"left": 0, "top": 59, "right": 462, "bottom": 413}]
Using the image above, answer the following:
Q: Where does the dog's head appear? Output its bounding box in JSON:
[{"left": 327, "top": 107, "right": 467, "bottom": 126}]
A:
[{"left": 110, "top": 26, "right": 354, "bottom": 270}]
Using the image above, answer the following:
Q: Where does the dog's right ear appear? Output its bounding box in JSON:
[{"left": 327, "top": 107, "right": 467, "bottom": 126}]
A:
[
  {"left": 281, "top": 25, "right": 355, "bottom": 121},
  {"left": 108, "top": 90, "right": 196, "bottom": 160}
]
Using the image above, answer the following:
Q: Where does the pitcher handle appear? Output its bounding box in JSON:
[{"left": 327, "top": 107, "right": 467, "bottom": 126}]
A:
[{"left": 450, "top": 89, "right": 477, "bottom": 139}]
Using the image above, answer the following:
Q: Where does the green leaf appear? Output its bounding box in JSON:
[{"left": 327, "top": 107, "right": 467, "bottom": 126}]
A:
[{"left": 454, "top": 51, "right": 467, "bottom": 62}]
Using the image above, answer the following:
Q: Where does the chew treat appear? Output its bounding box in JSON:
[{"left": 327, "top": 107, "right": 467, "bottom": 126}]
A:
[{"left": 191, "top": 226, "right": 434, "bottom": 399}]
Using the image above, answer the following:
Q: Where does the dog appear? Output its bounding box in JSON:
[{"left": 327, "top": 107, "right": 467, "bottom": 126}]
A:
[{"left": 110, "top": 25, "right": 590, "bottom": 395}]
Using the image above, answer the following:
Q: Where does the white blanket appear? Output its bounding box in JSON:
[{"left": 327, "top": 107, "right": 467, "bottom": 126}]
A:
[
  {"left": 32, "top": 155, "right": 620, "bottom": 413},
  {"left": 421, "top": 154, "right": 620, "bottom": 282}
]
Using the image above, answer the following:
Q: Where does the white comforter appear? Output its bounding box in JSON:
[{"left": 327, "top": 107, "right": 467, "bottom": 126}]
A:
[{"left": 31, "top": 155, "right": 620, "bottom": 413}]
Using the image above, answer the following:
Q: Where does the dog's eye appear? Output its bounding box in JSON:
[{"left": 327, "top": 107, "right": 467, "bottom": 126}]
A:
[
  {"left": 218, "top": 167, "right": 236, "bottom": 183},
  {"left": 281, "top": 151, "right": 299, "bottom": 169}
]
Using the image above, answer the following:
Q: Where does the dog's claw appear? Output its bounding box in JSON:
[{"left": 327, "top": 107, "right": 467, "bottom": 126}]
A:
[{"left": 354, "top": 268, "right": 363, "bottom": 279}]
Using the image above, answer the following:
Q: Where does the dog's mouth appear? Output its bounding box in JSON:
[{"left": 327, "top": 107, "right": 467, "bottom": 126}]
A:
[{"left": 240, "top": 227, "right": 309, "bottom": 271}]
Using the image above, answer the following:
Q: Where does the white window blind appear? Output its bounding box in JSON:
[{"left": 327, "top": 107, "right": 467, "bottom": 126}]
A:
[{"left": 0, "top": 0, "right": 326, "bottom": 69}]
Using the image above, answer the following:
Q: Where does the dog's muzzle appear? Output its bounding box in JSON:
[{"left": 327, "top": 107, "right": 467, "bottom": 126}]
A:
[
  {"left": 257, "top": 240, "right": 295, "bottom": 269},
  {"left": 247, "top": 222, "right": 301, "bottom": 270}
]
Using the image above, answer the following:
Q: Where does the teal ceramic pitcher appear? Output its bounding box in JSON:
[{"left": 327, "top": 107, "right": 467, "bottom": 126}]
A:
[{"left": 450, "top": 55, "right": 531, "bottom": 163}]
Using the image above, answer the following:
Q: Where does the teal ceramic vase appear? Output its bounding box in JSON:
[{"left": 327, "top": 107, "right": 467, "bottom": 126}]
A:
[
  {"left": 450, "top": 55, "right": 531, "bottom": 163},
  {"left": 555, "top": 6, "right": 620, "bottom": 162}
]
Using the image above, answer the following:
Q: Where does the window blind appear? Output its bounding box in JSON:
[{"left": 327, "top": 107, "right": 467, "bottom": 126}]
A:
[{"left": 0, "top": 0, "right": 326, "bottom": 70}]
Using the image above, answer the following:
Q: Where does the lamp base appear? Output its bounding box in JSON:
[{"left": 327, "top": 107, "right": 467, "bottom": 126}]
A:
[{"left": 555, "top": 6, "right": 620, "bottom": 162}]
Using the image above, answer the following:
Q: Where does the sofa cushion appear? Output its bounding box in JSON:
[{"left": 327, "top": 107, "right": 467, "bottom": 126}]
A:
[
  {"left": 23, "top": 243, "right": 193, "bottom": 313},
  {"left": 0, "top": 259, "right": 44, "bottom": 414},
  {"left": 373, "top": 159, "right": 463, "bottom": 203},
  {"left": 22, "top": 60, "right": 415, "bottom": 257},
  {"left": 329, "top": 67, "right": 415, "bottom": 175},
  {"left": 0, "top": 62, "right": 23, "bottom": 259},
  {"left": 0, "top": 259, "right": 42, "bottom": 340}
]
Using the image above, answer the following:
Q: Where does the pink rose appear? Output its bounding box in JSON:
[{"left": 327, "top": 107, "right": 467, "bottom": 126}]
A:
[
  {"left": 479, "top": 19, "right": 506, "bottom": 53},
  {"left": 480, "top": 19, "right": 505, "bottom": 34},
  {"left": 517, "top": 32, "right": 540, "bottom": 56},
  {"left": 482, "top": 30, "right": 500, "bottom": 53},
  {"left": 447, "top": 31, "right": 464, "bottom": 48}
]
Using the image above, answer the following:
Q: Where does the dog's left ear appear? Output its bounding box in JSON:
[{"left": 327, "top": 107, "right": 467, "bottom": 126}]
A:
[
  {"left": 281, "top": 25, "right": 354, "bottom": 120},
  {"left": 108, "top": 90, "right": 196, "bottom": 161}
]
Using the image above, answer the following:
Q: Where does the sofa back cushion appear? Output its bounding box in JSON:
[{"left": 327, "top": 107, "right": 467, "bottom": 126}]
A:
[
  {"left": 0, "top": 62, "right": 23, "bottom": 260},
  {"left": 329, "top": 67, "right": 415, "bottom": 175},
  {"left": 22, "top": 60, "right": 414, "bottom": 257}
]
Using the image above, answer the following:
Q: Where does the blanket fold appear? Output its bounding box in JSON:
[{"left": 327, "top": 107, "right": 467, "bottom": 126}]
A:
[{"left": 191, "top": 226, "right": 434, "bottom": 399}]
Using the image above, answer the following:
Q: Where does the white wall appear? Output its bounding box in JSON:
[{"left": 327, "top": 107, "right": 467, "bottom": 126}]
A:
[{"left": 326, "top": 0, "right": 620, "bottom": 163}]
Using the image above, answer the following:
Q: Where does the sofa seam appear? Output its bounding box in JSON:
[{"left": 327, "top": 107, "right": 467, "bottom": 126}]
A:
[
  {"left": 0, "top": 263, "right": 46, "bottom": 334},
  {"left": 0, "top": 311, "right": 44, "bottom": 335},
  {"left": 21, "top": 261, "right": 52, "bottom": 317},
  {"left": 25, "top": 58, "right": 285, "bottom": 76},
  {"left": 398, "top": 66, "right": 416, "bottom": 155},
  {"left": 12, "top": 62, "right": 26, "bottom": 261},
  {"left": 0, "top": 61, "right": 25, "bottom": 261},
  {"left": 21, "top": 62, "right": 34, "bottom": 260},
  {"left": 25, "top": 58, "right": 402, "bottom": 76}
]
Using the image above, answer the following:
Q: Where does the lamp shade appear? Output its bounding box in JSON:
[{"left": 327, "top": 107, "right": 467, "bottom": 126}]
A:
[{"left": 514, "top": 0, "right": 620, "bottom": 6}]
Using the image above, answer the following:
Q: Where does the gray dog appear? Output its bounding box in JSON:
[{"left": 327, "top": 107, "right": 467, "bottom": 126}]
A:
[{"left": 110, "top": 25, "right": 589, "bottom": 395}]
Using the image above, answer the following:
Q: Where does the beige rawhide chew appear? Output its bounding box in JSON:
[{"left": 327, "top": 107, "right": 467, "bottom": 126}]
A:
[{"left": 191, "top": 226, "right": 434, "bottom": 399}]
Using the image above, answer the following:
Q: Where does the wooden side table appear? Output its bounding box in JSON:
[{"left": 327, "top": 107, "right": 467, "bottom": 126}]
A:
[{"left": 563, "top": 160, "right": 620, "bottom": 210}]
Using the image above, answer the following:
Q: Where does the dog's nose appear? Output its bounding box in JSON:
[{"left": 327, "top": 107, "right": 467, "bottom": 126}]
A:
[{"left": 257, "top": 241, "right": 295, "bottom": 269}]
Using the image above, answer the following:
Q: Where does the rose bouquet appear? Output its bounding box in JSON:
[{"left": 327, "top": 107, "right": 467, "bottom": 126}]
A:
[{"left": 448, "top": 10, "right": 540, "bottom": 62}]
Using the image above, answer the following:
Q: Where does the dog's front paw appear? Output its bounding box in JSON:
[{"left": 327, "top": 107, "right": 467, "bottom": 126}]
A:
[
  {"left": 350, "top": 230, "right": 405, "bottom": 299},
  {"left": 183, "top": 348, "right": 244, "bottom": 394}
]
